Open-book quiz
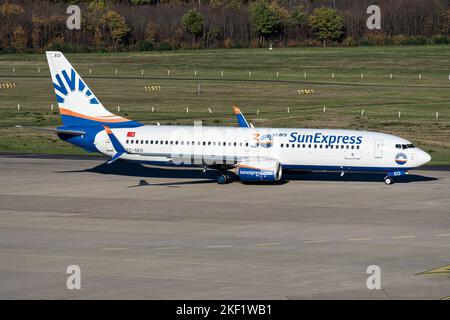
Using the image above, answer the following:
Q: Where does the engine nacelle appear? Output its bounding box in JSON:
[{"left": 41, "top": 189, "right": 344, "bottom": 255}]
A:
[{"left": 236, "top": 160, "right": 283, "bottom": 182}]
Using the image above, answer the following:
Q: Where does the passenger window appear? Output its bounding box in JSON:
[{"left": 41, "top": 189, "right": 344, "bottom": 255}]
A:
[
  {"left": 126, "top": 140, "right": 129, "bottom": 144},
  {"left": 281, "top": 144, "right": 284, "bottom": 148}
]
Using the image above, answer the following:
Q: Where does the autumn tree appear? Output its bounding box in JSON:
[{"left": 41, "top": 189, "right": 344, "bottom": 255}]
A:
[
  {"left": 0, "top": 3, "right": 25, "bottom": 51},
  {"left": 101, "top": 10, "right": 130, "bottom": 47}
]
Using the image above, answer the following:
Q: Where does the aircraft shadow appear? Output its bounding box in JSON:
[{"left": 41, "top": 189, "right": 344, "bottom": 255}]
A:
[{"left": 57, "top": 160, "right": 438, "bottom": 186}]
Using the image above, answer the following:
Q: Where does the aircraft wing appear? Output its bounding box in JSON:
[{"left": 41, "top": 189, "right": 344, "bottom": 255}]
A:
[{"left": 137, "top": 152, "right": 274, "bottom": 166}]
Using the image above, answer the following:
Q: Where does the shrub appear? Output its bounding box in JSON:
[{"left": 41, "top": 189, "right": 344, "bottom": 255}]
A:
[
  {"left": 286, "top": 39, "right": 301, "bottom": 47},
  {"left": 391, "top": 35, "right": 409, "bottom": 45},
  {"left": 431, "top": 34, "right": 447, "bottom": 44},
  {"left": 223, "top": 38, "right": 234, "bottom": 48},
  {"left": 342, "top": 36, "right": 357, "bottom": 47},
  {"left": 300, "top": 39, "right": 321, "bottom": 47},
  {"left": 250, "top": 38, "right": 261, "bottom": 48},
  {"left": 404, "top": 35, "right": 428, "bottom": 45},
  {"left": 157, "top": 41, "right": 173, "bottom": 51},
  {"left": 138, "top": 40, "right": 155, "bottom": 51}
]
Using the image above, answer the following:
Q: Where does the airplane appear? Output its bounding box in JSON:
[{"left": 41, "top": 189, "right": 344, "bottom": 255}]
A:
[{"left": 23, "top": 51, "right": 432, "bottom": 185}]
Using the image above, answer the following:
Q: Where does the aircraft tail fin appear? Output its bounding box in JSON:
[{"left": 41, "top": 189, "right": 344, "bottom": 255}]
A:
[{"left": 45, "top": 51, "right": 141, "bottom": 128}]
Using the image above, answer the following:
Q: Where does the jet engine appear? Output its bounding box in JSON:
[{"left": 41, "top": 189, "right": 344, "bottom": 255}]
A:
[{"left": 236, "top": 160, "right": 282, "bottom": 182}]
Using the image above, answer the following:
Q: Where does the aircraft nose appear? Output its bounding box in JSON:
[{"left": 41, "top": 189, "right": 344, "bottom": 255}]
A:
[{"left": 417, "top": 149, "right": 431, "bottom": 166}]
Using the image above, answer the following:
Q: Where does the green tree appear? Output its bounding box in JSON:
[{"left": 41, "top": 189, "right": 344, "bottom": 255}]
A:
[
  {"left": 308, "top": 7, "right": 344, "bottom": 46},
  {"left": 249, "top": 0, "right": 289, "bottom": 43},
  {"left": 291, "top": 6, "right": 307, "bottom": 28},
  {"left": 181, "top": 9, "right": 204, "bottom": 39}
]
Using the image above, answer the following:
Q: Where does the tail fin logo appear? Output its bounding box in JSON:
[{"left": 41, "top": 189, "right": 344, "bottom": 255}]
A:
[{"left": 53, "top": 68, "right": 99, "bottom": 105}]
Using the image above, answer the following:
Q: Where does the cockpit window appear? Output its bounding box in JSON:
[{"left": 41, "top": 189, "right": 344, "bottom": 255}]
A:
[{"left": 396, "top": 144, "right": 415, "bottom": 149}]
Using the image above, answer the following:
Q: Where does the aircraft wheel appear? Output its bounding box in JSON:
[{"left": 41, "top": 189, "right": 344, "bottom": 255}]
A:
[
  {"left": 216, "top": 173, "right": 229, "bottom": 185},
  {"left": 384, "top": 177, "right": 394, "bottom": 185}
]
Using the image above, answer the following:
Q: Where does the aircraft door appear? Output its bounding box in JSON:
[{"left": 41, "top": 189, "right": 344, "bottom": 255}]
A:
[{"left": 374, "top": 140, "right": 383, "bottom": 159}]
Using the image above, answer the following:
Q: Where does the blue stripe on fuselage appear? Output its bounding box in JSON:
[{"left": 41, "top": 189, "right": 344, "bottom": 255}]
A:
[{"left": 282, "top": 164, "right": 413, "bottom": 173}]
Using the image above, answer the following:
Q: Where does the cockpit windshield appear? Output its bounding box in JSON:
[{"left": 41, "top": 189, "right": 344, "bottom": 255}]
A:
[{"left": 395, "top": 144, "right": 415, "bottom": 150}]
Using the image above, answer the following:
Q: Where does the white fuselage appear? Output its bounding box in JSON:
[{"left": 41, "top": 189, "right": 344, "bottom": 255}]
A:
[{"left": 94, "top": 125, "right": 431, "bottom": 172}]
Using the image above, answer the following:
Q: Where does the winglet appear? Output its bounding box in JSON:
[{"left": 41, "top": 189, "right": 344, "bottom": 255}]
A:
[
  {"left": 232, "top": 105, "right": 250, "bottom": 128},
  {"left": 103, "top": 125, "right": 127, "bottom": 164}
]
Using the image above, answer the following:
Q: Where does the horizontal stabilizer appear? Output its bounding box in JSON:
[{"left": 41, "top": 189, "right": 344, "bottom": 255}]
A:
[{"left": 15, "top": 125, "right": 85, "bottom": 136}]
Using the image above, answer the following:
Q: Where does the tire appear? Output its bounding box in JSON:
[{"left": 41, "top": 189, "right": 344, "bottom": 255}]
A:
[
  {"left": 216, "top": 174, "right": 228, "bottom": 185},
  {"left": 385, "top": 177, "right": 394, "bottom": 185}
]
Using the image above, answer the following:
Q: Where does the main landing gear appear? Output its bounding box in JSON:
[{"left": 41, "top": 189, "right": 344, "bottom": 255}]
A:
[{"left": 216, "top": 172, "right": 233, "bottom": 184}]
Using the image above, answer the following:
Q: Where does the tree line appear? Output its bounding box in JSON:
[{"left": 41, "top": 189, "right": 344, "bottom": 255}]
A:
[{"left": 1, "top": 0, "right": 450, "bottom": 53}]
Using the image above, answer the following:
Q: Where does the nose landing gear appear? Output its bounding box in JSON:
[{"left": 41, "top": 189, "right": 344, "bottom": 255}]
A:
[{"left": 385, "top": 170, "right": 408, "bottom": 185}]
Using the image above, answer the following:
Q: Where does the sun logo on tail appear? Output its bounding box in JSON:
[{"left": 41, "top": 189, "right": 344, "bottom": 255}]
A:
[{"left": 53, "top": 68, "right": 99, "bottom": 105}]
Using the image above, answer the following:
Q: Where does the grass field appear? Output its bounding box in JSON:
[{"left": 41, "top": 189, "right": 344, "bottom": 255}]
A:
[{"left": 0, "top": 46, "right": 449, "bottom": 164}]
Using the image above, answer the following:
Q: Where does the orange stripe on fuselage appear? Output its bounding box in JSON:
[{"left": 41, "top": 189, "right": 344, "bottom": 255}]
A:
[{"left": 59, "top": 108, "right": 130, "bottom": 123}]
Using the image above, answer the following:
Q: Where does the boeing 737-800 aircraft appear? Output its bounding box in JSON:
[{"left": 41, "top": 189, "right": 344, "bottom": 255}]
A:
[{"left": 30, "top": 52, "right": 431, "bottom": 185}]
